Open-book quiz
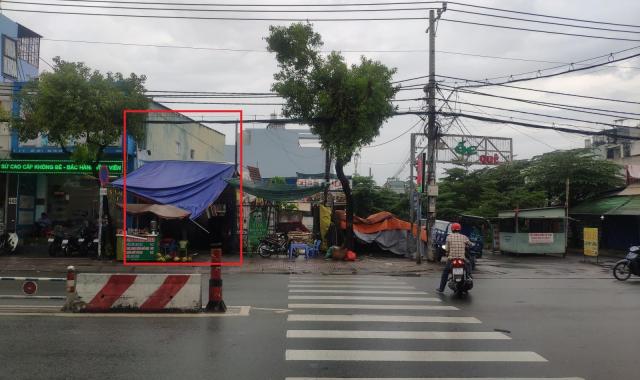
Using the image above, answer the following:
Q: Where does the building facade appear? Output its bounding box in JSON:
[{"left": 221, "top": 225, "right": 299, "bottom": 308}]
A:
[
  {"left": 135, "top": 102, "right": 225, "bottom": 167},
  {"left": 224, "top": 125, "right": 325, "bottom": 179},
  {"left": 384, "top": 177, "right": 408, "bottom": 194}
]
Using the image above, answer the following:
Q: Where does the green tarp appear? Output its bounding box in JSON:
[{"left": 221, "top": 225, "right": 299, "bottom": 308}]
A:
[
  {"left": 570, "top": 195, "right": 640, "bottom": 216},
  {"left": 226, "top": 179, "right": 326, "bottom": 202}
]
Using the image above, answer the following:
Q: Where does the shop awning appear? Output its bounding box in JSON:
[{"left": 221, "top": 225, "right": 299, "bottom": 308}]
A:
[
  {"left": 570, "top": 196, "right": 634, "bottom": 215},
  {"left": 111, "top": 161, "right": 234, "bottom": 220},
  {"left": 226, "top": 178, "right": 326, "bottom": 202},
  {"left": 118, "top": 203, "right": 191, "bottom": 219}
]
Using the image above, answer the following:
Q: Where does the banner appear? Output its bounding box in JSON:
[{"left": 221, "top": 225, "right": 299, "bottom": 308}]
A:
[
  {"left": 528, "top": 233, "right": 554, "bottom": 244},
  {"left": 583, "top": 227, "right": 599, "bottom": 257}
]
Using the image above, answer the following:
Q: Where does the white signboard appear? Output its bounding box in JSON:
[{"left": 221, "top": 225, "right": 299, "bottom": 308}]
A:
[
  {"left": 436, "top": 134, "right": 513, "bottom": 166},
  {"left": 297, "top": 178, "right": 350, "bottom": 191},
  {"left": 528, "top": 233, "right": 554, "bottom": 244}
]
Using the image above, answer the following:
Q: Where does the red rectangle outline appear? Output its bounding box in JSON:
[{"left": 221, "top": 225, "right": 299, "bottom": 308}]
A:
[{"left": 122, "top": 109, "right": 243, "bottom": 267}]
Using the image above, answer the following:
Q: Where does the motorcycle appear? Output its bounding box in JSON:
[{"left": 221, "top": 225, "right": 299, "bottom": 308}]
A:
[
  {"left": 257, "top": 233, "right": 289, "bottom": 258},
  {"left": 78, "top": 222, "right": 99, "bottom": 257},
  {"left": 447, "top": 257, "right": 474, "bottom": 295},
  {"left": 613, "top": 246, "right": 640, "bottom": 281},
  {"left": 48, "top": 225, "right": 67, "bottom": 257}
]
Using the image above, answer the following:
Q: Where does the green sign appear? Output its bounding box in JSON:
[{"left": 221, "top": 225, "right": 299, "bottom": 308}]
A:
[
  {"left": 454, "top": 141, "right": 477, "bottom": 156},
  {"left": 0, "top": 160, "right": 123, "bottom": 175},
  {"left": 124, "top": 235, "right": 159, "bottom": 261}
]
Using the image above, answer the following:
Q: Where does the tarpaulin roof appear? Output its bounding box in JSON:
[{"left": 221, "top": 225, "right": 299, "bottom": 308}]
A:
[
  {"left": 226, "top": 178, "right": 325, "bottom": 202},
  {"left": 570, "top": 195, "right": 640, "bottom": 216},
  {"left": 118, "top": 203, "right": 191, "bottom": 220},
  {"left": 111, "top": 161, "right": 234, "bottom": 220},
  {"left": 335, "top": 211, "right": 427, "bottom": 242}
]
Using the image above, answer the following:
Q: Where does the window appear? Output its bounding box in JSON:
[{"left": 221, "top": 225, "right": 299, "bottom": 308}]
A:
[
  {"left": 518, "top": 218, "right": 564, "bottom": 233},
  {"left": 498, "top": 217, "right": 516, "bottom": 233},
  {"left": 190, "top": 149, "right": 195, "bottom": 159},
  {"left": 175, "top": 141, "right": 181, "bottom": 155},
  {"left": 2, "top": 36, "right": 18, "bottom": 78},
  {"left": 17, "top": 37, "right": 39, "bottom": 68}
]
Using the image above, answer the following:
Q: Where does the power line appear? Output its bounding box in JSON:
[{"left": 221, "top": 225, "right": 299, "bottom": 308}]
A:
[
  {"left": 441, "top": 18, "right": 640, "bottom": 42},
  {"left": 439, "top": 96, "right": 631, "bottom": 129},
  {"left": 365, "top": 117, "right": 424, "bottom": 148},
  {"left": 2, "top": 7, "right": 437, "bottom": 21},
  {"left": 437, "top": 75, "right": 640, "bottom": 105},
  {"left": 440, "top": 85, "right": 640, "bottom": 120},
  {"left": 447, "top": 8, "right": 640, "bottom": 35},
  {"left": 6, "top": 0, "right": 443, "bottom": 7},
  {"left": 437, "top": 111, "right": 640, "bottom": 140},
  {"left": 4, "top": 1, "right": 442, "bottom": 13},
  {"left": 448, "top": 1, "right": 640, "bottom": 29}
]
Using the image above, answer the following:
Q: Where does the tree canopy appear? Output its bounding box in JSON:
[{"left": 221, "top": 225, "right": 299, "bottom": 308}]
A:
[
  {"left": 13, "top": 57, "right": 148, "bottom": 176},
  {"left": 266, "top": 23, "right": 398, "bottom": 249},
  {"left": 352, "top": 175, "right": 408, "bottom": 220},
  {"left": 436, "top": 149, "right": 624, "bottom": 220}
]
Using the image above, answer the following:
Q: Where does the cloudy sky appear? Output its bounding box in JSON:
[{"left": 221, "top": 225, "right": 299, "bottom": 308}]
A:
[{"left": 3, "top": 0, "right": 640, "bottom": 183}]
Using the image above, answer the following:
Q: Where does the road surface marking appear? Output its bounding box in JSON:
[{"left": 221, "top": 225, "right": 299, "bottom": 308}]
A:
[
  {"left": 288, "top": 295, "right": 440, "bottom": 302},
  {"left": 289, "top": 290, "right": 427, "bottom": 295},
  {"left": 289, "top": 284, "right": 413, "bottom": 289},
  {"left": 289, "top": 280, "right": 407, "bottom": 285},
  {"left": 288, "top": 303, "right": 457, "bottom": 310},
  {"left": 285, "top": 350, "right": 547, "bottom": 362},
  {"left": 287, "top": 330, "right": 510, "bottom": 339},
  {"left": 287, "top": 314, "right": 481, "bottom": 323},
  {"left": 285, "top": 378, "right": 584, "bottom": 380},
  {"left": 0, "top": 306, "right": 251, "bottom": 317}
]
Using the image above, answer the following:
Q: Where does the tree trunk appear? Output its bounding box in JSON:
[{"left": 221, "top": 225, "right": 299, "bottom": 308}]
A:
[
  {"left": 323, "top": 149, "right": 331, "bottom": 206},
  {"left": 335, "top": 157, "right": 354, "bottom": 250}
]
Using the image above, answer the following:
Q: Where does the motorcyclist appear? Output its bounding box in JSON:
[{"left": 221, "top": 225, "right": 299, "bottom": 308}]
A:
[{"left": 436, "top": 222, "right": 473, "bottom": 293}]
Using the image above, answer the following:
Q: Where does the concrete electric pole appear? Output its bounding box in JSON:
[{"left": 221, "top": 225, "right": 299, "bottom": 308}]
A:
[{"left": 423, "top": 6, "right": 445, "bottom": 263}]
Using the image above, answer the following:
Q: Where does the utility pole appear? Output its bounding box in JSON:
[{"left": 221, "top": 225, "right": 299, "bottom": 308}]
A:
[
  {"left": 424, "top": 6, "right": 445, "bottom": 262},
  {"left": 409, "top": 133, "right": 416, "bottom": 257}
]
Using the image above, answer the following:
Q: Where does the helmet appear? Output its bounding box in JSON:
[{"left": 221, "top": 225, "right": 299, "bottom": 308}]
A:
[{"left": 451, "top": 223, "right": 462, "bottom": 232}]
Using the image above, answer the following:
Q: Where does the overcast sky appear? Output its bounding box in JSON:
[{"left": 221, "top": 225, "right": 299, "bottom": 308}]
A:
[{"left": 3, "top": 0, "right": 640, "bottom": 184}]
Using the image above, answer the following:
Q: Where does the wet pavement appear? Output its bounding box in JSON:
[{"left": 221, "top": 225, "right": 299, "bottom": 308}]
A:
[{"left": 0, "top": 256, "right": 638, "bottom": 379}]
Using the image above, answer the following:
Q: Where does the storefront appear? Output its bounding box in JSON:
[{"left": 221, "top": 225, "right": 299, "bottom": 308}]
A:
[{"left": 0, "top": 159, "right": 123, "bottom": 235}]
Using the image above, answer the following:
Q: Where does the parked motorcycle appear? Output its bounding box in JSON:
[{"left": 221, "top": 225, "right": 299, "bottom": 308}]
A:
[
  {"left": 78, "top": 221, "right": 99, "bottom": 257},
  {"left": 447, "top": 257, "right": 474, "bottom": 295},
  {"left": 48, "top": 225, "right": 66, "bottom": 257},
  {"left": 257, "top": 233, "right": 289, "bottom": 258},
  {"left": 613, "top": 246, "right": 640, "bottom": 281}
]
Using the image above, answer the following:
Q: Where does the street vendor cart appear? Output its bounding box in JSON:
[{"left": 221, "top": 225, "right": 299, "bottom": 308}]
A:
[{"left": 116, "top": 203, "right": 191, "bottom": 262}]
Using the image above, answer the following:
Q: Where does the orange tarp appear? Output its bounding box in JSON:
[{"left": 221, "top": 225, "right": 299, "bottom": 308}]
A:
[{"left": 336, "top": 211, "right": 427, "bottom": 242}]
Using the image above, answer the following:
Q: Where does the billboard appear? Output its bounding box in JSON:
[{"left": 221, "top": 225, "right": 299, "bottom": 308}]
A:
[{"left": 436, "top": 134, "right": 513, "bottom": 166}]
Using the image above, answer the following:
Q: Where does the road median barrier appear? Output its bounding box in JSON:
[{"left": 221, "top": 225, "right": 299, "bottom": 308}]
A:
[{"left": 65, "top": 267, "right": 203, "bottom": 313}]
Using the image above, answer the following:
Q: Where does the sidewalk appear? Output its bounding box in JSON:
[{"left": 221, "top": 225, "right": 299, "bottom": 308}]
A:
[{"left": 0, "top": 250, "right": 617, "bottom": 278}]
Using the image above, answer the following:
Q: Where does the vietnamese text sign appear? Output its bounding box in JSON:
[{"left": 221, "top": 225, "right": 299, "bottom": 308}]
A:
[
  {"left": 0, "top": 160, "right": 122, "bottom": 175},
  {"left": 583, "top": 227, "right": 599, "bottom": 257},
  {"left": 126, "top": 236, "right": 158, "bottom": 261},
  {"left": 528, "top": 233, "right": 554, "bottom": 244}
]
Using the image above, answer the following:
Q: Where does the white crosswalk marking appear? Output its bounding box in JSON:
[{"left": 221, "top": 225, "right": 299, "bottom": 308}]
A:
[
  {"left": 289, "top": 284, "right": 414, "bottom": 289},
  {"left": 288, "top": 314, "right": 481, "bottom": 323},
  {"left": 287, "top": 330, "right": 510, "bottom": 339},
  {"left": 285, "top": 350, "right": 547, "bottom": 362},
  {"left": 288, "top": 295, "right": 440, "bottom": 301},
  {"left": 287, "top": 303, "right": 457, "bottom": 310},
  {"left": 284, "top": 275, "right": 578, "bottom": 379},
  {"left": 285, "top": 378, "right": 586, "bottom": 380},
  {"left": 288, "top": 289, "right": 427, "bottom": 295}
]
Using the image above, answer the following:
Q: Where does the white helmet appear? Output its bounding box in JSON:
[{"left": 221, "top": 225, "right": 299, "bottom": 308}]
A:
[{"left": 7, "top": 232, "right": 18, "bottom": 252}]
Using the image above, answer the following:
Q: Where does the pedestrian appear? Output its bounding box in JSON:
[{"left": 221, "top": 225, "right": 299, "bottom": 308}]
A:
[{"left": 436, "top": 222, "right": 472, "bottom": 293}]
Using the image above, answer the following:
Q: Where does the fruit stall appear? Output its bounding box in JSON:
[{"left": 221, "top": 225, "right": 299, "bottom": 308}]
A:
[{"left": 116, "top": 203, "right": 194, "bottom": 262}]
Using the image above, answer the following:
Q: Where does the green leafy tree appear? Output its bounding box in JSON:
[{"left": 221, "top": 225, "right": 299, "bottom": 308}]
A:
[
  {"left": 13, "top": 57, "right": 148, "bottom": 180},
  {"left": 525, "top": 149, "right": 625, "bottom": 205},
  {"left": 266, "top": 23, "right": 398, "bottom": 249},
  {"left": 12, "top": 57, "right": 148, "bottom": 256}
]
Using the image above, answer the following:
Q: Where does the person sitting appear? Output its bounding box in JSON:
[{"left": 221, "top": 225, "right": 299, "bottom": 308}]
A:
[
  {"left": 34, "top": 212, "right": 52, "bottom": 236},
  {"left": 436, "top": 222, "right": 472, "bottom": 293}
]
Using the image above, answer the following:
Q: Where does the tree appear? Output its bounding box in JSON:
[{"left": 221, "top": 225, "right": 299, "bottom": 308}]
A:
[
  {"left": 352, "top": 175, "right": 409, "bottom": 219},
  {"left": 13, "top": 57, "right": 149, "bottom": 255},
  {"left": 266, "top": 23, "right": 398, "bottom": 249},
  {"left": 13, "top": 57, "right": 149, "bottom": 179},
  {"left": 525, "top": 149, "right": 625, "bottom": 205}
]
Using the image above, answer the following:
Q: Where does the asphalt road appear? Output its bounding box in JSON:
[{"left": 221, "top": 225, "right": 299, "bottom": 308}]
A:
[{"left": 0, "top": 269, "right": 638, "bottom": 380}]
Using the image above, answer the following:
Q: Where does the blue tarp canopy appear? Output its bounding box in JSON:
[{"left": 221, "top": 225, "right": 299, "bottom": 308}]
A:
[{"left": 111, "top": 161, "right": 235, "bottom": 220}]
